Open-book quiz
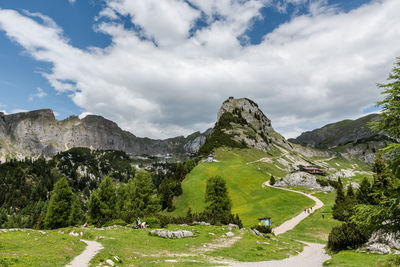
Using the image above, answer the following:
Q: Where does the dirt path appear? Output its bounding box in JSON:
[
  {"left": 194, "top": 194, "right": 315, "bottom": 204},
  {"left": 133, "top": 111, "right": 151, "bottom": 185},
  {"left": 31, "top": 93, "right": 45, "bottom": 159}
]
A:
[
  {"left": 263, "top": 181, "right": 323, "bottom": 235},
  {"left": 227, "top": 181, "right": 330, "bottom": 267},
  {"left": 65, "top": 240, "right": 103, "bottom": 267},
  {"left": 229, "top": 242, "right": 330, "bottom": 267}
]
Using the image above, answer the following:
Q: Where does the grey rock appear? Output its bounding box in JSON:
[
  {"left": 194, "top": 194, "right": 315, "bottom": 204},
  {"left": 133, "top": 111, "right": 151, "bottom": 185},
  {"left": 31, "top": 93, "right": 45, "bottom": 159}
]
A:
[
  {"left": 105, "top": 259, "right": 115, "bottom": 266},
  {"left": 275, "top": 171, "right": 333, "bottom": 191},
  {"left": 228, "top": 224, "right": 239, "bottom": 229},
  {"left": 250, "top": 229, "right": 264, "bottom": 237},
  {"left": 149, "top": 229, "right": 194, "bottom": 239},
  {"left": 225, "top": 231, "right": 235, "bottom": 237},
  {"left": 215, "top": 98, "right": 292, "bottom": 152},
  {"left": 0, "top": 109, "right": 211, "bottom": 160}
]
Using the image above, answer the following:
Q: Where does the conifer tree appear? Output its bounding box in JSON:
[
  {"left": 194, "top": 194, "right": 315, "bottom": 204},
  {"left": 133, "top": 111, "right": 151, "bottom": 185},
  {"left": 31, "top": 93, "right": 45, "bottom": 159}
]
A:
[
  {"left": 159, "top": 177, "right": 174, "bottom": 211},
  {"left": 347, "top": 184, "right": 355, "bottom": 199},
  {"left": 120, "top": 178, "right": 137, "bottom": 222},
  {"left": 205, "top": 176, "right": 232, "bottom": 223},
  {"left": 88, "top": 176, "right": 117, "bottom": 225},
  {"left": 70, "top": 194, "right": 84, "bottom": 225},
  {"left": 134, "top": 171, "right": 161, "bottom": 216},
  {"left": 372, "top": 153, "right": 395, "bottom": 189},
  {"left": 371, "top": 56, "right": 400, "bottom": 155},
  {"left": 332, "top": 178, "right": 346, "bottom": 220},
  {"left": 88, "top": 191, "right": 101, "bottom": 225},
  {"left": 44, "top": 178, "right": 74, "bottom": 229},
  {"left": 356, "top": 178, "right": 371, "bottom": 204}
]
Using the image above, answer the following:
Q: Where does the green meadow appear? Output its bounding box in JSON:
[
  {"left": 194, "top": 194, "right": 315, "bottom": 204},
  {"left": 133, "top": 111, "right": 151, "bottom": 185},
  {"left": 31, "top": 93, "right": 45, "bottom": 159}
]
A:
[
  {"left": 172, "top": 148, "right": 314, "bottom": 227},
  {"left": 0, "top": 230, "right": 85, "bottom": 267}
]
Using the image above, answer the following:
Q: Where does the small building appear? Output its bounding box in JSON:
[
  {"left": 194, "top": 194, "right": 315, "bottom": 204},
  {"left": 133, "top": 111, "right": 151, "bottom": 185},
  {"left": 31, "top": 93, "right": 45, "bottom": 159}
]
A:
[
  {"left": 300, "top": 166, "right": 326, "bottom": 176},
  {"left": 206, "top": 154, "right": 217, "bottom": 162},
  {"left": 258, "top": 217, "right": 271, "bottom": 227}
]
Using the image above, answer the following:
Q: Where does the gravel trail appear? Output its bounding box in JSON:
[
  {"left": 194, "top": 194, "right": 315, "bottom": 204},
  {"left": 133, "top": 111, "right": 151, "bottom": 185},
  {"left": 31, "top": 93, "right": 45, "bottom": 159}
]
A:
[
  {"left": 65, "top": 240, "right": 103, "bottom": 267},
  {"left": 228, "top": 181, "right": 330, "bottom": 266}
]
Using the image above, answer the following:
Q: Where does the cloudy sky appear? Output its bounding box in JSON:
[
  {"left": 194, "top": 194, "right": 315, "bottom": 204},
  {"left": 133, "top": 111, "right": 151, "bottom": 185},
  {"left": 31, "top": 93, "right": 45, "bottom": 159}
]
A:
[{"left": 0, "top": 0, "right": 399, "bottom": 139}]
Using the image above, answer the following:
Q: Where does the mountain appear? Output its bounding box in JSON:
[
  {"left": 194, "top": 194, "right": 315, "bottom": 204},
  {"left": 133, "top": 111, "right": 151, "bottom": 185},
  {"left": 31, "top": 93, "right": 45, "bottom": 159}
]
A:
[
  {"left": 0, "top": 109, "right": 210, "bottom": 161},
  {"left": 198, "top": 97, "right": 292, "bottom": 155},
  {"left": 288, "top": 113, "right": 396, "bottom": 163}
]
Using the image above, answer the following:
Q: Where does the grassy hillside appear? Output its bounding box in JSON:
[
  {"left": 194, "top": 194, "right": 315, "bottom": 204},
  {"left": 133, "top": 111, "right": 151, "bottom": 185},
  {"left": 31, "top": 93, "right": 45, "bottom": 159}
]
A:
[{"left": 172, "top": 147, "right": 314, "bottom": 227}]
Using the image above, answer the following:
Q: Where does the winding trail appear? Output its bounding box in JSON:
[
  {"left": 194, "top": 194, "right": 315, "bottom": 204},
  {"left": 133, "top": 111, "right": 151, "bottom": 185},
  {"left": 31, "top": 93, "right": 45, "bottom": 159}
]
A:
[
  {"left": 228, "top": 182, "right": 330, "bottom": 267},
  {"left": 65, "top": 240, "right": 103, "bottom": 267},
  {"left": 262, "top": 181, "right": 324, "bottom": 235},
  {"left": 230, "top": 242, "right": 330, "bottom": 267}
]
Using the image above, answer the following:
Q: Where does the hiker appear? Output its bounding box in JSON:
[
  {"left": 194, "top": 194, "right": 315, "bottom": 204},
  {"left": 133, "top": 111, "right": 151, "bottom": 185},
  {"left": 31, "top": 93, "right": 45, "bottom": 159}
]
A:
[
  {"left": 322, "top": 213, "right": 325, "bottom": 219},
  {"left": 137, "top": 217, "right": 141, "bottom": 227},
  {"left": 304, "top": 209, "right": 306, "bottom": 213},
  {"left": 311, "top": 207, "right": 313, "bottom": 211}
]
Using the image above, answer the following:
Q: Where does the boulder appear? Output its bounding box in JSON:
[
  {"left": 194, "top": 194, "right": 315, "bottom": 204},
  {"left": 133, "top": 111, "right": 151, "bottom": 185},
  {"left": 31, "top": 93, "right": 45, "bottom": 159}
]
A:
[
  {"left": 275, "top": 171, "right": 333, "bottom": 191},
  {"left": 225, "top": 232, "right": 235, "bottom": 237},
  {"left": 150, "top": 229, "right": 194, "bottom": 239}
]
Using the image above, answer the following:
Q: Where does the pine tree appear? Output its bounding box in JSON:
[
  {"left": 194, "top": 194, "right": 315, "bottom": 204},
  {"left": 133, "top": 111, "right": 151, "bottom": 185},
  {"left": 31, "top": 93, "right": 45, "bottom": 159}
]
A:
[
  {"left": 356, "top": 178, "right": 371, "bottom": 204},
  {"left": 371, "top": 56, "right": 400, "bottom": 155},
  {"left": 120, "top": 178, "right": 137, "bottom": 223},
  {"left": 88, "top": 191, "right": 102, "bottom": 225},
  {"left": 44, "top": 178, "right": 74, "bottom": 229},
  {"left": 373, "top": 153, "right": 395, "bottom": 189},
  {"left": 159, "top": 177, "right": 174, "bottom": 211},
  {"left": 205, "top": 176, "right": 232, "bottom": 224},
  {"left": 270, "top": 175, "right": 276, "bottom": 185},
  {"left": 88, "top": 176, "right": 117, "bottom": 226},
  {"left": 347, "top": 184, "right": 355, "bottom": 199},
  {"left": 70, "top": 194, "right": 84, "bottom": 225},
  {"left": 332, "top": 178, "right": 346, "bottom": 221},
  {"left": 134, "top": 171, "right": 161, "bottom": 217}
]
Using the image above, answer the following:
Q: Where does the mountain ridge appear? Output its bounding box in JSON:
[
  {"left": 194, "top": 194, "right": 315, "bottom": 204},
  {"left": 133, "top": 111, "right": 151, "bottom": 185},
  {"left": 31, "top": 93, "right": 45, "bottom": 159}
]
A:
[
  {"left": 288, "top": 113, "right": 396, "bottom": 163},
  {"left": 0, "top": 109, "right": 211, "bottom": 161}
]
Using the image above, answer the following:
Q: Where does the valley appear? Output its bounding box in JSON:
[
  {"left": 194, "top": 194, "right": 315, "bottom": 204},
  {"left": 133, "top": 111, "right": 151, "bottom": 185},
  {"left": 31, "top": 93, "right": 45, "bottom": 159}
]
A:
[{"left": 0, "top": 97, "right": 399, "bottom": 267}]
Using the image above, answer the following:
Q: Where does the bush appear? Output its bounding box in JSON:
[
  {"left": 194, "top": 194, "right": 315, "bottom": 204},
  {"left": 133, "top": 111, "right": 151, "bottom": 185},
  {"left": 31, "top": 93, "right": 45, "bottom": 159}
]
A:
[
  {"left": 270, "top": 176, "right": 276, "bottom": 185},
  {"left": 328, "top": 223, "right": 367, "bottom": 252},
  {"left": 103, "top": 219, "right": 127, "bottom": 227},
  {"left": 143, "top": 217, "right": 161, "bottom": 228},
  {"left": 252, "top": 225, "right": 272, "bottom": 234},
  {"left": 316, "top": 178, "right": 329, "bottom": 187}
]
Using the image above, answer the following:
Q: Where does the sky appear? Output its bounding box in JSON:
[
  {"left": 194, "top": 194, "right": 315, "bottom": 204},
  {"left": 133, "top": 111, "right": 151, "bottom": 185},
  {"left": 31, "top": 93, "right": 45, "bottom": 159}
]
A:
[{"left": 0, "top": 0, "right": 399, "bottom": 139}]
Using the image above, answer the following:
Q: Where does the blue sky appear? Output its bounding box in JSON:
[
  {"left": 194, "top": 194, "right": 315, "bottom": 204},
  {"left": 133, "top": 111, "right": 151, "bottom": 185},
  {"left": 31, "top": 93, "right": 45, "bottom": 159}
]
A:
[{"left": 0, "top": 0, "right": 397, "bottom": 138}]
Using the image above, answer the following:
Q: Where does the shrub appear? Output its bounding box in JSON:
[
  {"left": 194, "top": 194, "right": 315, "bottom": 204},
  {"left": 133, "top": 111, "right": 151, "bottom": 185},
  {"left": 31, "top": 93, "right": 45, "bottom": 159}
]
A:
[
  {"left": 252, "top": 225, "right": 272, "bottom": 234},
  {"left": 328, "top": 223, "right": 367, "bottom": 252},
  {"left": 143, "top": 217, "right": 161, "bottom": 228},
  {"left": 316, "top": 178, "right": 329, "bottom": 187},
  {"left": 103, "top": 219, "right": 127, "bottom": 227}
]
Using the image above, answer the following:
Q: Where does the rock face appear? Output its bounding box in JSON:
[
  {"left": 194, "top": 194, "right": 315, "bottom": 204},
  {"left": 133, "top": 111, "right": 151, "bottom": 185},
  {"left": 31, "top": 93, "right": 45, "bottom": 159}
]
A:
[
  {"left": 360, "top": 230, "right": 400, "bottom": 254},
  {"left": 289, "top": 114, "right": 397, "bottom": 163},
  {"left": 275, "top": 171, "right": 333, "bottom": 191},
  {"left": 0, "top": 109, "right": 210, "bottom": 160},
  {"left": 200, "top": 97, "right": 292, "bottom": 153}
]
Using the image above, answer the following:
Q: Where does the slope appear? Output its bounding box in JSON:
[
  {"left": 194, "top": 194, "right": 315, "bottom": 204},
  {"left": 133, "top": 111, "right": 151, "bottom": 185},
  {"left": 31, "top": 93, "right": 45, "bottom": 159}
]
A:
[{"left": 172, "top": 147, "right": 314, "bottom": 227}]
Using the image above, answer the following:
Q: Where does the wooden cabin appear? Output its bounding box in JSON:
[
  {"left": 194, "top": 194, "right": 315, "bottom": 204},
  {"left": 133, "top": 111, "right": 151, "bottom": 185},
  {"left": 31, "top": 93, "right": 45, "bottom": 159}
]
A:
[{"left": 300, "top": 166, "right": 326, "bottom": 176}]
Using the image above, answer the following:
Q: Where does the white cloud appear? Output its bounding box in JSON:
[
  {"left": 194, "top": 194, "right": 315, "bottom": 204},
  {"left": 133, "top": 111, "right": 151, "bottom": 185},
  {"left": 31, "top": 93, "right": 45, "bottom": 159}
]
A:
[
  {"left": 68, "top": 0, "right": 76, "bottom": 4},
  {"left": 11, "top": 109, "right": 29, "bottom": 114},
  {"left": 0, "top": 0, "right": 399, "bottom": 139},
  {"left": 28, "top": 87, "right": 47, "bottom": 101}
]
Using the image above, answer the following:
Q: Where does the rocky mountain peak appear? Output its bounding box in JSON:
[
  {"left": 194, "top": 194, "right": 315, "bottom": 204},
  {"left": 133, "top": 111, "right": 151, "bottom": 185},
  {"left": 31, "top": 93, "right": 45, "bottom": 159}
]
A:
[
  {"left": 199, "top": 97, "right": 290, "bottom": 154},
  {"left": 217, "top": 97, "right": 274, "bottom": 134}
]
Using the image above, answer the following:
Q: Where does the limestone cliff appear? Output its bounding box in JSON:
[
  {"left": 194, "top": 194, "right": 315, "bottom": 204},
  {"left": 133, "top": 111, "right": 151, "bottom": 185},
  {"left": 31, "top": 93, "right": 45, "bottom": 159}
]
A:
[{"left": 0, "top": 110, "right": 210, "bottom": 160}]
